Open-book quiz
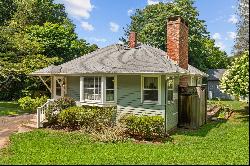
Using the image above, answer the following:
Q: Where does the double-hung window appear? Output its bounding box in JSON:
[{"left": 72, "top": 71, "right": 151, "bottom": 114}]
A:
[
  {"left": 142, "top": 76, "right": 160, "bottom": 103},
  {"left": 84, "top": 77, "right": 101, "bottom": 101},
  {"left": 167, "top": 77, "right": 174, "bottom": 103},
  {"left": 106, "top": 77, "right": 115, "bottom": 102}
]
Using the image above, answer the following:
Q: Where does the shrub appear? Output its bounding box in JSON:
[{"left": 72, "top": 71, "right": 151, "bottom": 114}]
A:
[
  {"left": 79, "top": 106, "right": 115, "bottom": 132},
  {"left": 90, "top": 126, "right": 128, "bottom": 143},
  {"left": 45, "top": 97, "right": 76, "bottom": 126},
  {"left": 18, "top": 96, "right": 48, "bottom": 113},
  {"left": 121, "top": 115, "right": 165, "bottom": 140},
  {"left": 58, "top": 106, "right": 82, "bottom": 129}
]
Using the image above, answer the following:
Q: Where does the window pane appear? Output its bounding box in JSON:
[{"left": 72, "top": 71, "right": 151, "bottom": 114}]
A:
[
  {"left": 144, "top": 90, "right": 158, "bottom": 101},
  {"left": 95, "top": 94, "right": 101, "bottom": 101},
  {"left": 84, "top": 77, "right": 101, "bottom": 101},
  {"left": 95, "top": 77, "right": 100, "bottom": 88},
  {"left": 168, "top": 90, "right": 173, "bottom": 101},
  {"left": 85, "top": 77, "right": 94, "bottom": 88},
  {"left": 106, "top": 77, "right": 114, "bottom": 89},
  {"left": 56, "top": 81, "right": 61, "bottom": 96},
  {"left": 144, "top": 77, "right": 158, "bottom": 89},
  {"left": 106, "top": 90, "right": 114, "bottom": 101},
  {"left": 84, "top": 89, "right": 94, "bottom": 100}
]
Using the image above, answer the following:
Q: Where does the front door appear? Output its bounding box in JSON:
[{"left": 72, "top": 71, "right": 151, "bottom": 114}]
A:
[{"left": 53, "top": 77, "right": 66, "bottom": 99}]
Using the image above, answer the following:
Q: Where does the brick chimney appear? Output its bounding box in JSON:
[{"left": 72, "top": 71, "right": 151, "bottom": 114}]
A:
[
  {"left": 166, "top": 16, "right": 189, "bottom": 87},
  {"left": 129, "top": 32, "right": 137, "bottom": 48}
]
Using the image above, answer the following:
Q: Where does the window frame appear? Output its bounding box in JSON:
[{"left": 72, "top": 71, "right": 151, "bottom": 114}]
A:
[
  {"left": 80, "top": 75, "right": 117, "bottom": 104},
  {"left": 141, "top": 75, "right": 161, "bottom": 104},
  {"left": 167, "top": 77, "right": 174, "bottom": 104},
  {"left": 83, "top": 76, "right": 102, "bottom": 102},
  {"left": 105, "top": 76, "right": 115, "bottom": 102},
  {"left": 197, "top": 77, "right": 202, "bottom": 86}
]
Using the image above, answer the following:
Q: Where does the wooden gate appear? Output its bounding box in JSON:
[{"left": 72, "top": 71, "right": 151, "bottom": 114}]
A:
[{"left": 178, "top": 85, "right": 207, "bottom": 129}]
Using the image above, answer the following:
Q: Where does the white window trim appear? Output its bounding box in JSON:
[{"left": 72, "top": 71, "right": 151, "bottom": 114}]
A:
[
  {"left": 141, "top": 75, "right": 161, "bottom": 105},
  {"left": 197, "top": 77, "right": 202, "bottom": 86},
  {"left": 80, "top": 75, "right": 117, "bottom": 104},
  {"left": 104, "top": 76, "right": 116, "bottom": 103},
  {"left": 81, "top": 76, "right": 101, "bottom": 103}
]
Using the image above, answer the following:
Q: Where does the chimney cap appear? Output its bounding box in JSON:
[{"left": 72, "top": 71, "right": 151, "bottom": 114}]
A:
[{"left": 167, "top": 15, "right": 188, "bottom": 27}]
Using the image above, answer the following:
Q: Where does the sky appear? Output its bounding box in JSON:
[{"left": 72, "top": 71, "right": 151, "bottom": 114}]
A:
[{"left": 54, "top": 0, "right": 238, "bottom": 56}]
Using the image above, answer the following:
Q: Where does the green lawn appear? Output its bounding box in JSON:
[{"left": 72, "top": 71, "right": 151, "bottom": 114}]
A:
[
  {"left": 208, "top": 99, "right": 248, "bottom": 111},
  {"left": 0, "top": 103, "right": 249, "bottom": 165},
  {"left": 0, "top": 101, "right": 25, "bottom": 116}
]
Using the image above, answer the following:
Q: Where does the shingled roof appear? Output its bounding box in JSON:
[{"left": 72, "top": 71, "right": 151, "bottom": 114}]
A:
[
  {"left": 31, "top": 44, "right": 208, "bottom": 77},
  {"left": 207, "top": 69, "right": 227, "bottom": 81}
]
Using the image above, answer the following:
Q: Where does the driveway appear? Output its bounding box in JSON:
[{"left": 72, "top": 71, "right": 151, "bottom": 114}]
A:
[{"left": 0, "top": 114, "right": 36, "bottom": 149}]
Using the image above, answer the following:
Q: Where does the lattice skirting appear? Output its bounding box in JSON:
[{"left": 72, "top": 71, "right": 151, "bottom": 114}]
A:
[{"left": 116, "top": 105, "right": 164, "bottom": 122}]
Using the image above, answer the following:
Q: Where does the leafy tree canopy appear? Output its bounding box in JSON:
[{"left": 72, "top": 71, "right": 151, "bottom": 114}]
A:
[
  {"left": 234, "top": 0, "right": 249, "bottom": 55},
  {"left": 121, "top": 0, "right": 230, "bottom": 71},
  {"left": 220, "top": 51, "right": 249, "bottom": 98},
  {"left": 0, "top": 0, "right": 98, "bottom": 100}
]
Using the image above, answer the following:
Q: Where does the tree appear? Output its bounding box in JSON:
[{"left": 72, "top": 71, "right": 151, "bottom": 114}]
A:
[
  {"left": 220, "top": 51, "right": 249, "bottom": 98},
  {"left": 0, "top": 0, "right": 98, "bottom": 100},
  {"left": 0, "top": 0, "right": 16, "bottom": 26},
  {"left": 234, "top": 0, "right": 249, "bottom": 55},
  {"left": 121, "top": 0, "right": 229, "bottom": 71}
]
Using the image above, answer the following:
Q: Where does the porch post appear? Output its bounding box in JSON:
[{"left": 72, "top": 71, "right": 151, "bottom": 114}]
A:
[
  {"left": 80, "top": 77, "right": 84, "bottom": 102},
  {"left": 51, "top": 76, "right": 53, "bottom": 99},
  {"left": 101, "top": 76, "right": 105, "bottom": 104},
  {"left": 37, "top": 107, "right": 41, "bottom": 128}
]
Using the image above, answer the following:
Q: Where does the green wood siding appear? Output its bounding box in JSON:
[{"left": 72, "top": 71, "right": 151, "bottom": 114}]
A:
[
  {"left": 116, "top": 75, "right": 166, "bottom": 119},
  {"left": 66, "top": 75, "right": 179, "bottom": 131},
  {"left": 67, "top": 76, "right": 80, "bottom": 101}
]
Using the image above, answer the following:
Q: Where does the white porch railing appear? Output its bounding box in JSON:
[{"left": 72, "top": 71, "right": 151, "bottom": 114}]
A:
[{"left": 37, "top": 99, "right": 55, "bottom": 128}]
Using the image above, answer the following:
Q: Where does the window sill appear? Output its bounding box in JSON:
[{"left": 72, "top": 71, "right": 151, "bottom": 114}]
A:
[
  {"left": 142, "top": 101, "right": 160, "bottom": 105},
  {"left": 79, "top": 101, "right": 117, "bottom": 107}
]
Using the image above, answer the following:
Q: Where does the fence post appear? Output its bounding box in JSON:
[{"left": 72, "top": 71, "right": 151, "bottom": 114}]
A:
[{"left": 37, "top": 107, "right": 41, "bottom": 128}]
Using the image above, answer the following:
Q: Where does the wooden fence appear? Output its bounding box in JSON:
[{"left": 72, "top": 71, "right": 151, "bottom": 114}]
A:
[{"left": 178, "top": 85, "right": 207, "bottom": 129}]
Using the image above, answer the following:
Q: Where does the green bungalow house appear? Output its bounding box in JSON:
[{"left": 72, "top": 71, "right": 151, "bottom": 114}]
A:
[{"left": 31, "top": 16, "right": 208, "bottom": 131}]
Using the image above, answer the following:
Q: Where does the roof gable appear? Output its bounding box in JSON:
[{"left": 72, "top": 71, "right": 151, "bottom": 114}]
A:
[{"left": 207, "top": 69, "right": 226, "bottom": 80}]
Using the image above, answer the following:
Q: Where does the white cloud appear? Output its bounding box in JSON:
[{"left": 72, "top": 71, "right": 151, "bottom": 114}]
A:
[
  {"left": 128, "top": 9, "right": 134, "bottom": 16},
  {"left": 215, "top": 41, "right": 226, "bottom": 50},
  {"left": 109, "top": 22, "right": 120, "bottom": 32},
  {"left": 228, "top": 14, "right": 238, "bottom": 24},
  {"left": 212, "top": 33, "right": 222, "bottom": 40},
  {"left": 81, "top": 22, "right": 94, "bottom": 31},
  {"left": 227, "top": 32, "right": 237, "bottom": 39},
  {"left": 60, "top": 0, "right": 94, "bottom": 19},
  {"left": 89, "top": 37, "right": 107, "bottom": 42},
  {"left": 148, "top": 0, "right": 159, "bottom": 5}
]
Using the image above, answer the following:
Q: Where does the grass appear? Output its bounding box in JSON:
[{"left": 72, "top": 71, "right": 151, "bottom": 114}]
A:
[
  {"left": 0, "top": 101, "right": 26, "bottom": 116},
  {"left": 0, "top": 102, "right": 249, "bottom": 165},
  {"left": 207, "top": 99, "right": 248, "bottom": 111}
]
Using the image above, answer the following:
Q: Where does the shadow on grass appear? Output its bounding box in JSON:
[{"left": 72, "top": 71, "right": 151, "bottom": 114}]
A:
[
  {"left": 233, "top": 108, "right": 249, "bottom": 122},
  {"left": 0, "top": 101, "right": 27, "bottom": 116},
  {"left": 175, "top": 119, "right": 227, "bottom": 137}
]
